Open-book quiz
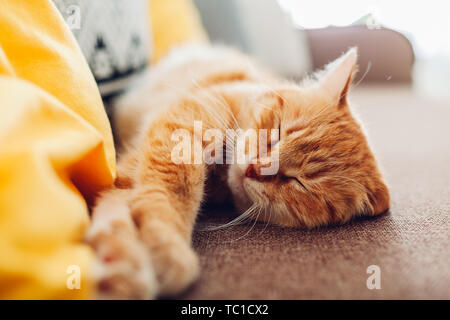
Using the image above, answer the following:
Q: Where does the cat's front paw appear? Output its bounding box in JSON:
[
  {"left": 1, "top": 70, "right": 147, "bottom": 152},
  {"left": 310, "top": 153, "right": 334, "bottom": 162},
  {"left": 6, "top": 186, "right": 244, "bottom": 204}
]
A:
[
  {"left": 140, "top": 221, "right": 200, "bottom": 297},
  {"left": 88, "top": 231, "right": 159, "bottom": 299}
]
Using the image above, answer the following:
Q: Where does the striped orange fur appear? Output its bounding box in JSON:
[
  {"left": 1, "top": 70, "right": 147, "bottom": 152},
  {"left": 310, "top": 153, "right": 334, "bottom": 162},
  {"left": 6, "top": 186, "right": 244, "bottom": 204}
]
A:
[{"left": 86, "top": 46, "right": 389, "bottom": 299}]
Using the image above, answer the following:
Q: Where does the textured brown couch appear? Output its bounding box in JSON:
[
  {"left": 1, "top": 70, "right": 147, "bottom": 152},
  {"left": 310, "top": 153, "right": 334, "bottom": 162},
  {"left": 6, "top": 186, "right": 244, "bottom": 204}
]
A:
[{"left": 181, "top": 85, "right": 450, "bottom": 299}]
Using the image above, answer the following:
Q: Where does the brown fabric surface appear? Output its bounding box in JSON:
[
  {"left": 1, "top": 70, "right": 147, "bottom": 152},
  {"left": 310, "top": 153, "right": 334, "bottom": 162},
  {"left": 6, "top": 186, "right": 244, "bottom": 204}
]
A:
[{"left": 182, "top": 85, "right": 450, "bottom": 299}]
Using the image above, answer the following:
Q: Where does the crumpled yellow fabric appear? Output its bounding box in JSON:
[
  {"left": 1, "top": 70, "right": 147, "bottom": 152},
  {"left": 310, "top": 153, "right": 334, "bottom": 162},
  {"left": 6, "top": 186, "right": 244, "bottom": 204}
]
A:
[{"left": 0, "top": 0, "right": 115, "bottom": 299}]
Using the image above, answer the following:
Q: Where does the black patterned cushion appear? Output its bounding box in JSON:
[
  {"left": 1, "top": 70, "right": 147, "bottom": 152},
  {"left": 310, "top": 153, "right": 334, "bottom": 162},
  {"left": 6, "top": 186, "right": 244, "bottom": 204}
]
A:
[{"left": 53, "top": 0, "right": 152, "bottom": 97}]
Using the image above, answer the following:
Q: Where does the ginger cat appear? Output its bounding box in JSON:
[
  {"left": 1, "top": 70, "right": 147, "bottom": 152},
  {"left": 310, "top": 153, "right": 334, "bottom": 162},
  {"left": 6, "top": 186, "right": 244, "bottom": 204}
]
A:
[{"left": 86, "top": 46, "right": 389, "bottom": 299}]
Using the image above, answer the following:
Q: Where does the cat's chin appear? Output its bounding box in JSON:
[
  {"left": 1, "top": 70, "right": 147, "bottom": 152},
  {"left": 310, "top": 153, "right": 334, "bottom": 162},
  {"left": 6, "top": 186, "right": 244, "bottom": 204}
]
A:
[{"left": 227, "top": 164, "right": 253, "bottom": 211}]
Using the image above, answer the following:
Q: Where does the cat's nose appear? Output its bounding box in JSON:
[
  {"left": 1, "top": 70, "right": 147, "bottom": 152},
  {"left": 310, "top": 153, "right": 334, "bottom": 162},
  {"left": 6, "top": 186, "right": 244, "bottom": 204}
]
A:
[{"left": 245, "top": 164, "right": 263, "bottom": 181}]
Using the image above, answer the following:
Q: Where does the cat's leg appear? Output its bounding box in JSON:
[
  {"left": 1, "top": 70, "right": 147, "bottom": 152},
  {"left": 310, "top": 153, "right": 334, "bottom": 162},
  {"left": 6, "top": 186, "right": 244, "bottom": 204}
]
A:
[
  {"left": 85, "top": 153, "right": 158, "bottom": 299},
  {"left": 129, "top": 121, "right": 207, "bottom": 296},
  {"left": 85, "top": 187, "right": 158, "bottom": 299}
]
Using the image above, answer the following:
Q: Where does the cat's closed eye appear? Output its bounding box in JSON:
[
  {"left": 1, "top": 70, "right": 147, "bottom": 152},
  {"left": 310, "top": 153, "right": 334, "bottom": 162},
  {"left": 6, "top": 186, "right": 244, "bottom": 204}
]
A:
[{"left": 282, "top": 175, "right": 307, "bottom": 190}]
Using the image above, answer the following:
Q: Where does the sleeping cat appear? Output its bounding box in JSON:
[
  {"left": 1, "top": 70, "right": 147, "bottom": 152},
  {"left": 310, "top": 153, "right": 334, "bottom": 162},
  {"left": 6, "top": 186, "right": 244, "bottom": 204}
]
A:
[{"left": 86, "top": 46, "right": 389, "bottom": 299}]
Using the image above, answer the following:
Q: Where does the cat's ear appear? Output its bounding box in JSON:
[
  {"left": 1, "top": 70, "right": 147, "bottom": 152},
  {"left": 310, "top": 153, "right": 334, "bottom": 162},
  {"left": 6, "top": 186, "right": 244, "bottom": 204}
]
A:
[{"left": 319, "top": 47, "right": 358, "bottom": 107}]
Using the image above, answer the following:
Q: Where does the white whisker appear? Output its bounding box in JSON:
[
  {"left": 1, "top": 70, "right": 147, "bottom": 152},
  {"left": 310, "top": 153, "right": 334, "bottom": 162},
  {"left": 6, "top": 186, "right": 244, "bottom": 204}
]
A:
[{"left": 197, "top": 204, "right": 259, "bottom": 231}]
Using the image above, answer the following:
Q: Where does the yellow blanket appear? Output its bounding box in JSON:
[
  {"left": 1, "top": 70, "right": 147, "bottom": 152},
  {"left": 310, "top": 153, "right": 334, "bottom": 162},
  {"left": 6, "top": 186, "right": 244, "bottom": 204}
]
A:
[
  {"left": 0, "top": 0, "right": 207, "bottom": 299},
  {"left": 0, "top": 0, "right": 115, "bottom": 299}
]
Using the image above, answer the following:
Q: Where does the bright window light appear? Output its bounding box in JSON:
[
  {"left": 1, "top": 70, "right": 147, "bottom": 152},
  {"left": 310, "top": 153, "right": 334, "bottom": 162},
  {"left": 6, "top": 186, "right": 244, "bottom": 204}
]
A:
[{"left": 277, "top": 0, "right": 450, "bottom": 58}]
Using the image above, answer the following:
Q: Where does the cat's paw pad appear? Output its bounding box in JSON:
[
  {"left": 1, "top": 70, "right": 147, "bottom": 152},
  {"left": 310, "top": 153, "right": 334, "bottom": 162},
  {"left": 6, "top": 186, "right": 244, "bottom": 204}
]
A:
[{"left": 88, "top": 231, "right": 158, "bottom": 299}]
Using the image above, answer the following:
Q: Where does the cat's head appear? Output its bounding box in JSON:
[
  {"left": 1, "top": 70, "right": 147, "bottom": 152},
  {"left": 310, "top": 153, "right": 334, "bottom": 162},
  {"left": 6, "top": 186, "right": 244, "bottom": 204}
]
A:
[{"left": 227, "top": 48, "right": 390, "bottom": 228}]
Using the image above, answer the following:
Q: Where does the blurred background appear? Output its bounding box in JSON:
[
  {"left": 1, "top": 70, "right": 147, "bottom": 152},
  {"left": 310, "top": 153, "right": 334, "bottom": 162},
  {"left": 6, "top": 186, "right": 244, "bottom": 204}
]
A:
[
  {"left": 194, "top": 0, "right": 450, "bottom": 100},
  {"left": 55, "top": 0, "right": 450, "bottom": 102}
]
